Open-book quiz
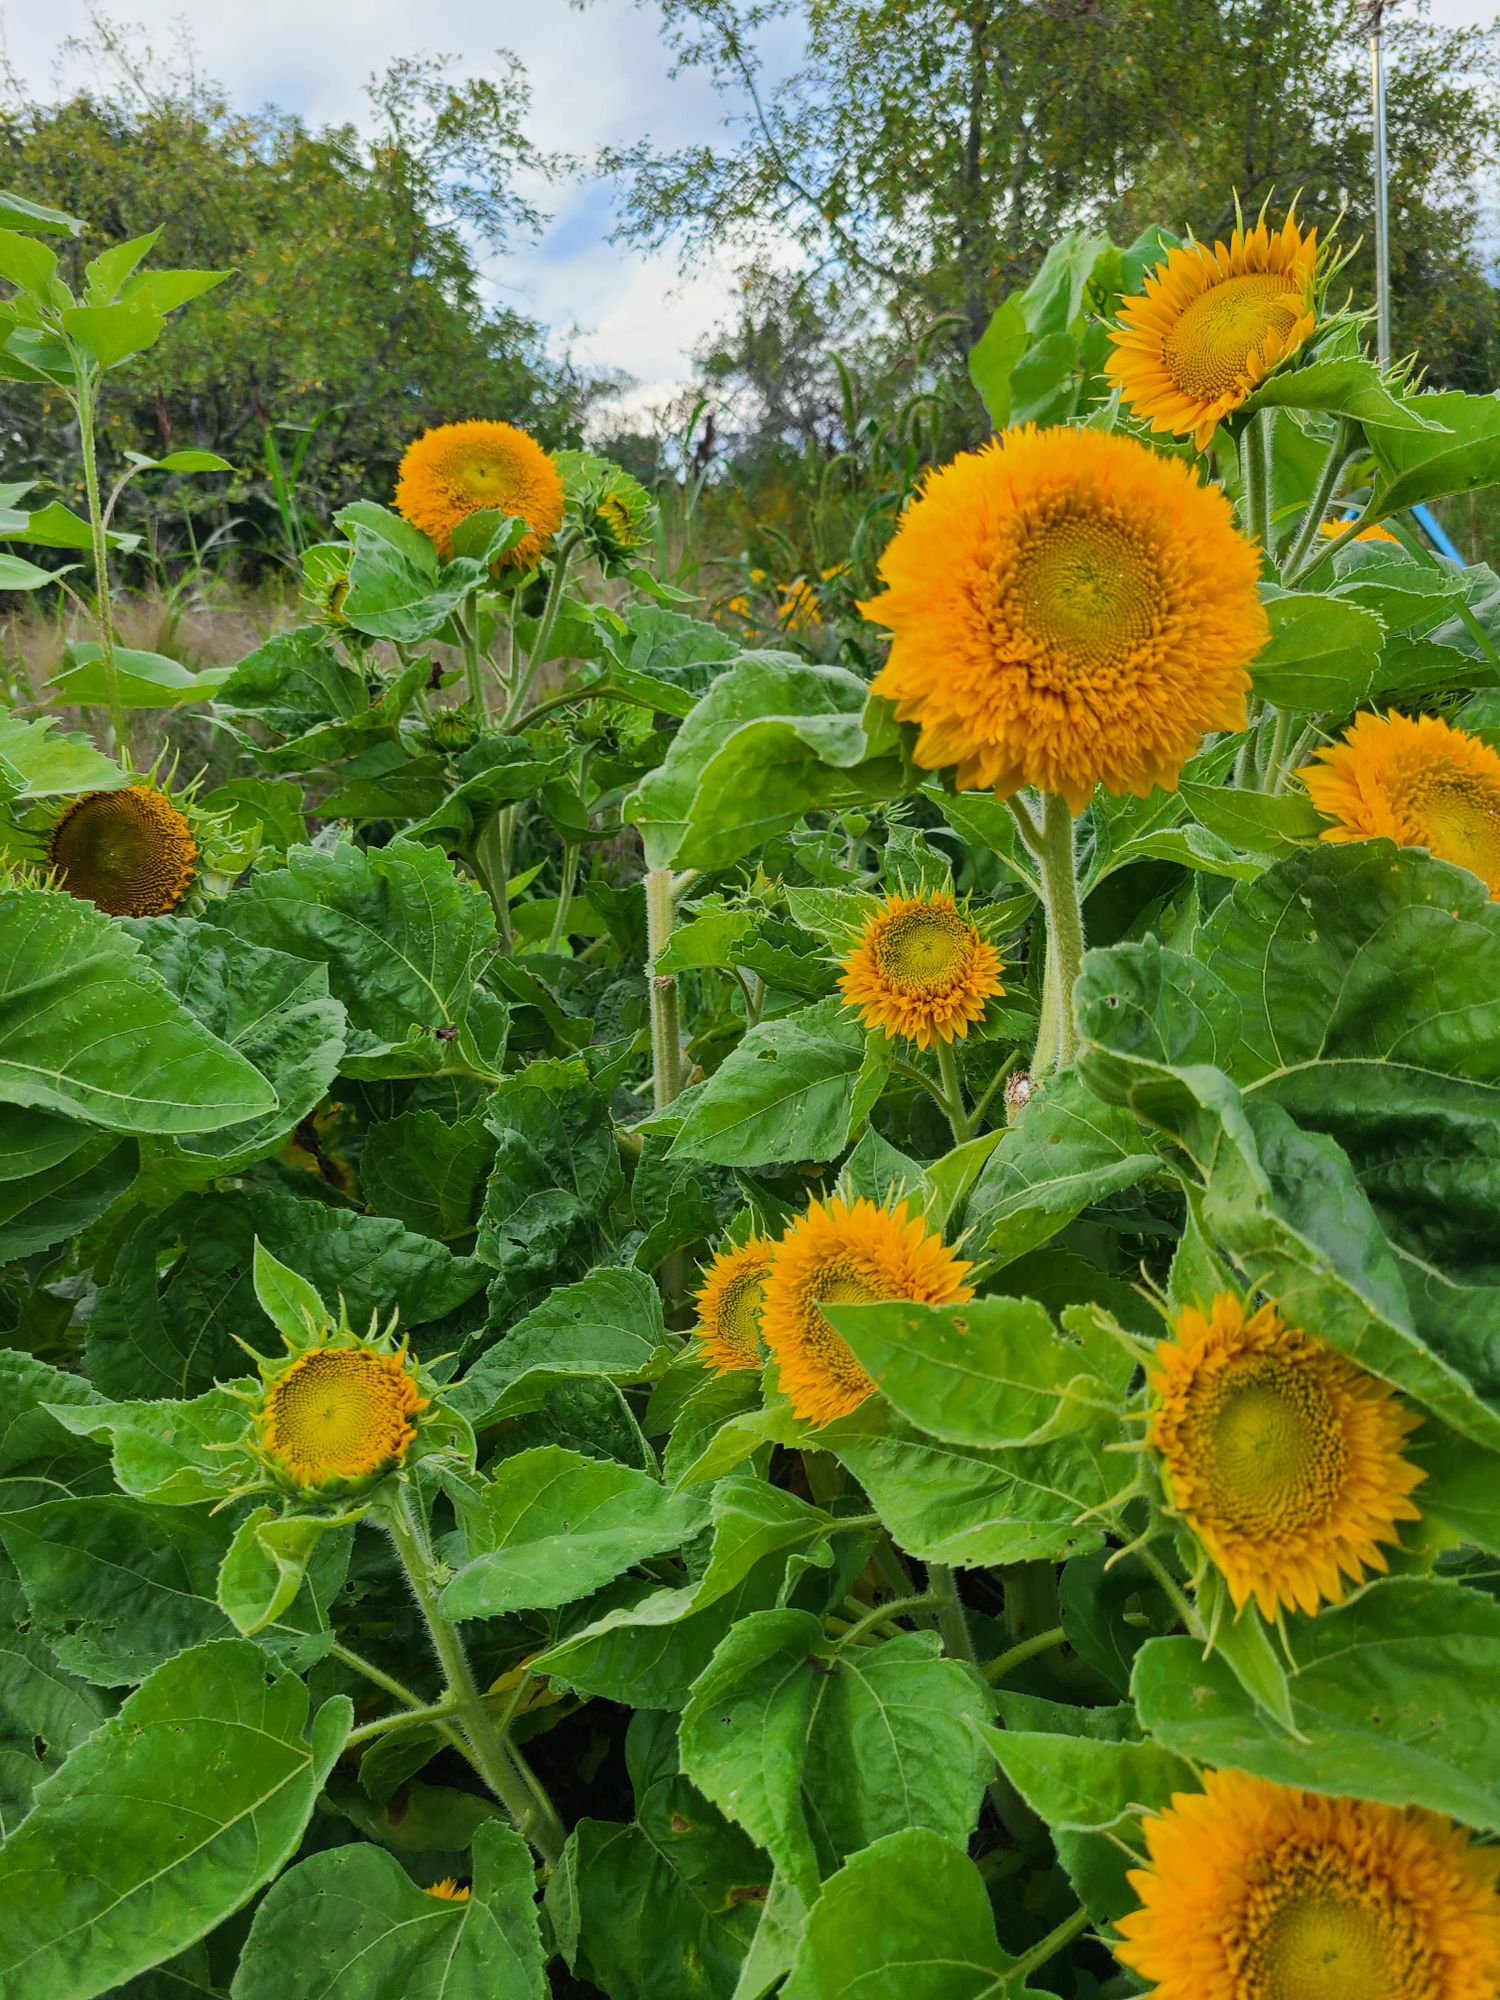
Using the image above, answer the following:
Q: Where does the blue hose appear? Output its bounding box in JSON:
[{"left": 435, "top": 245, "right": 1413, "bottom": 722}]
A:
[{"left": 1411, "top": 502, "right": 1465, "bottom": 566}]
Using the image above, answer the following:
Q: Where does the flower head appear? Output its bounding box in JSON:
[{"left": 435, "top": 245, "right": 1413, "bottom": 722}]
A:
[
  {"left": 695, "top": 1236, "right": 776, "bottom": 1374},
  {"left": 838, "top": 889, "right": 1003, "bottom": 1048},
  {"left": 861, "top": 425, "right": 1265, "bottom": 810},
  {"left": 395, "top": 420, "right": 564, "bottom": 568},
  {"left": 761, "top": 1195, "right": 972, "bottom": 1426},
  {"left": 1106, "top": 210, "right": 1319, "bottom": 449},
  {"left": 424, "top": 1879, "right": 471, "bottom": 1903},
  {"left": 1115, "top": 1768, "right": 1500, "bottom": 2000},
  {"left": 46, "top": 783, "right": 197, "bottom": 916},
  {"left": 1298, "top": 709, "right": 1500, "bottom": 897},
  {"left": 252, "top": 1321, "right": 429, "bottom": 1499},
  {"left": 1149, "top": 1292, "right": 1423, "bottom": 1620},
  {"left": 556, "top": 447, "right": 655, "bottom": 570},
  {"left": 1319, "top": 517, "right": 1400, "bottom": 545}
]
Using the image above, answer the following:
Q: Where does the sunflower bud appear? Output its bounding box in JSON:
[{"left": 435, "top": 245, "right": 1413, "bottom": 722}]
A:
[{"left": 248, "top": 1315, "right": 431, "bottom": 1501}]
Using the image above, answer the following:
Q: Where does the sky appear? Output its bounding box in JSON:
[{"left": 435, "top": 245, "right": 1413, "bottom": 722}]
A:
[{"left": 1, "top": 0, "right": 1495, "bottom": 425}]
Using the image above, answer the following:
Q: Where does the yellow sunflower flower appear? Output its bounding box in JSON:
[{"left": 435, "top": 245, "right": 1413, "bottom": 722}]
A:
[
  {"left": 861, "top": 425, "right": 1266, "bottom": 810},
  {"left": 1115, "top": 1769, "right": 1500, "bottom": 2000},
  {"left": 1298, "top": 709, "right": 1500, "bottom": 897},
  {"left": 760, "top": 1195, "right": 972, "bottom": 1426},
  {"left": 255, "top": 1338, "right": 428, "bottom": 1497},
  {"left": 1319, "top": 517, "right": 1400, "bottom": 545},
  {"left": 838, "top": 889, "right": 1003, "bottom": 1048},
  {"left": 394, "top": 420, "right": 565, "bottom": 567},
  {"left": 46, "top": 783, "right": 197, "bottom": 917},
  {"left": 695, "top": 1236, "right": 776, "bottom": 1374},
  {"left": 1106, "top": 210, "right": 1319, "bottom": 450},
  {"left": 1149, "top": 1292, "right": 1423, "bottom": 1621},
  {"left": 424, "top": 1879, "right": 471, "bottom": 1903}
]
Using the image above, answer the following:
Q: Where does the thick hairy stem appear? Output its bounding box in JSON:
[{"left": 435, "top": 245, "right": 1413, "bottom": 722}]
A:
[
  {"left": 644, "top": 865, "right": 685, "bottom": 1111},
  {"left": 1239, "top": 407, "right": 1274, "bottom": 556},
  {"left": 1011, "top": 793, "right": 1086, "bottom": 1074},
  {"left": 1279, "top": 419, "right": 1355, "bottom": 579},
  {"left": 934, "top": 1038, "right": 969, "bottom": 1144},
  {"left": 386, "top": 1487, "right": 565, "bottom": 1864},
  {"left": 502, "top": 532, "right": 581, "bottom": 729}
]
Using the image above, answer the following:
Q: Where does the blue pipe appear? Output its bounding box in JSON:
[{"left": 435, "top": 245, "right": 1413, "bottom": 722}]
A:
[{"left": 1412, "top": 502, "right": 1465, "bottom": 566}]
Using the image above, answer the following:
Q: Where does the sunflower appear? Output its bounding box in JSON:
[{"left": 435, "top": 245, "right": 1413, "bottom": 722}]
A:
[
  {"left": 1319, "top": 517, "right": 1400, "bottom": 545},
  {"left": 394, "top": 420, "right": 565, "bottom": 567},
  {"left": 1115, "top": 1768, "right": 1500, "bottom": 2000},
  {"left": 861, "top": 426, "right": 1266, "bottom": 810},
  {"left": 253, "top": 1330, "right": 429, "bottom": 1498},
  {"left": 1298, "top": 710, "right": 1500, "bottom": 898},
  {"left": 695, "top": 1236, "right": 776, "bottom": 1373},
  {"left": 760, "top": 1195, "right": 972, "bottom": 1425},
  {"left": 46, "top": 783, "right": 197, "bottom": 916},
  {"left": 1106, "top": 210, "right": 1319, "bottom": 450},
  {"left": 839, "top": 889, "right": 1003, "bottom": 1048},
  {"left": 1149, "top": 1292, "right": 1423, "bottom": 1620},
  {"left": 424, "top": 1879, "right": 471, "bottom": 1903}
]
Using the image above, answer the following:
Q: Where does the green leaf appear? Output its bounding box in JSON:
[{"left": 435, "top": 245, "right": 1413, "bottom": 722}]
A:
[
  {"left": 48, "top": 1387, "right": 248, "bottom": 1507},
  {"left": 334, "top": 501, "right": 507, "bottom": 644},
  {"left": 361, "top": 1110, "right": 494, "bottom": 1240},
  {"left": 451, "top": 1268, "right": 669, "bottom": 1426},
  {"left": 826, "top": 1296, "right": 1127, "bottom": 1449},
  {"left": 84, "top": 230, "right": 162, "bottom": 301},
  {"left": 61, "top": 298, "right": 166, "bottom": 367},
  {"left": 213, "top": 840, "right": 505, "bottom": 1080},
  {"left": 961, "top": 1069, "right": 1159, "bottom": 1264},
  {"left": 216, "top": 1507, "right": 341, "bottom": 1638},
  {"left": 1369, "top": 389, "right": 1500, "bottom": 511},
  {"left": 782, "top": 1829, "right": 1039, "bottom": 2000},
  {"left": 669, "top": 996, "right": 888, "bottom": 1168},
  {"left": 1250, "top": 590, "right": 1383, "bottom": 713},
  {"left": 0, "top": 708, "right": 127, "bottom": 802},
  {"left": 0, "top": 1639, "right": 349, "bottom": 1998},
  {"left": 0, "top": 498, "right": 137, "bottom": 552},
  {"left": 1178, "top": 781, "right": 1322, "bottom": 857},
  {"left": 0, "top": 889, "right": 276, "bottom": 1136},
  {"left": 123, "top": 267, "right": 230, "bottom": 316},
  {"left": 968, "top": 297, "right": 1028, "bottom": 429},
  {"left": 1133, "top": 1577, "right": 1500, "bottom": 1829},
  {"left": 680, "top": 1611, "right": 992, "bottom": 1902},
  {"left": 49, "top": 642, "right": 231, "bottom": 708},
  {"left": 0, "top": 1126, "right": 134, "bottom": 1261},
  {"left": 126, "top": 919, "right": 346, "bottom": 1176},
  {"left": 0, "top": 550, "right": 66, "bottom": 590},
  {"left": 627, "top": 656, "right": 905, "bottom": 870},
  {"left": 230, "top": 1820, "right": 546, "bottom": 2000},
  {"left": 0, "top": 1569, "right": 107, "bottom": 1838},
  {"left": 440, "top": 1447, "right": 706, "bottom": 1617},
  {"left": 0, "top": 187, "right": 84, "bottom": 236},
  {"left": 983, "top": 1707, "right": 1192, "bottom": 1835},
  {"left": 1242, "top": 356, "right": 1445, "bottom": 432}
]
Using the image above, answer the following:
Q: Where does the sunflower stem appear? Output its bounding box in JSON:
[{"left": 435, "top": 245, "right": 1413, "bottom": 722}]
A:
[
  {"left": 934, "top": 1039, "right": 969, "bottom": 1144},
  {"left": 1239, "top": 409, "right": 1274, "bottom": 557},
  {"left": 1261, "top": 706, "right": 1295, "bottom": 794},
  {"left": 546, "top": 842, "right": 580, "bottom": 953},
  {"left": 982, "top": 1624, "right": 1069, "bottom": 1685},
  {"left": 928, "top": 1561, "right": 1040, "bottom": 1840},
  {"left": 459, "top": 597, "right": 488, "bottom": 719},
  {"left": 1010, "top": 792, "right": 1085, "bottom": 1074},
  {"left": 644, "top": 865, "right": 685, "bottom": 1111},
  {"left": 346, "top": 1697, "right": 463, "bottom": 1747},
  {"left": 1280, "top": 419, "right": 1355, "bottom": 580},
  {"left": 1137, "top": 1544, "right": 1203, "bottom": 1639},
  {"left": 72, "top": 357, "right": 126, "bottom": 754},
  {"left": 833, "top": 1592, "right": 937, "bottom": 1651},
  {"left": 1004, "top": 1559, "right": 1061, "bottom": 1642},
  {"left": 1011, "top": 1905, "right": 1092, "bottom": 1982},
  {"left": 502, "top": 531, "right": 582, "bottom": 730},
  {"left": 385, "top": 1484, "right": 566, "bottom": 1866}
]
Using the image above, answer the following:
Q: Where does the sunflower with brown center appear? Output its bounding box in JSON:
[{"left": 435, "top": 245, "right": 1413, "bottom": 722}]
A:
[
  {"left": 1106, "top": 210, "right": 1319, "bottom": 450},
  {"left": 1149, "top": 1292, "right": 1423, "bottom": 1620},
  {"left": 860, "top": 425, "right": 1266, "bottom": 811},
  {"left": 695, "top": 1236, "right": 776, "bottom": 1373},
  {"left": 761, "top": 1195, "right": 972, "bottom": 1426},
  {"left": 1298, "top": 709, "right": 1500, "bottom": 898},
  {"left": 255, "top": 1337, "right": 428, "bottom": 1497},
  {"left": 1115, "top": 1768, "right": 1500, "bottom": 2000},
  {"left": 394, "top": 420, "right": 565, "bottom": 567},
  {"left": 839, "top": 890, "right": 1003, "bottom": 1049},
  {"left": 45, "top": 784, "right": 198, "bottom": 917}
]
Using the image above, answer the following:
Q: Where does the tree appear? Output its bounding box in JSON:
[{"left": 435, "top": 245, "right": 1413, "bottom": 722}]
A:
[
  {"left": 0, "top": 18, "right": 605, "bottom": 557},
  {"left": 598, "top": 0, "right": 1500, "bottom": 385}
]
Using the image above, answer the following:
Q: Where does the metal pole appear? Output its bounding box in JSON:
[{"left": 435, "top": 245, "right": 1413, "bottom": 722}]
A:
[{"left": 1368, "top": 0, "right": 1392, "bottom": 364}]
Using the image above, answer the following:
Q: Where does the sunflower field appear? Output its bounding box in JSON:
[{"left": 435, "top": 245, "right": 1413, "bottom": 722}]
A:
[{"left": 6, "top": 174, "right": 1500, "bottom": 2000}]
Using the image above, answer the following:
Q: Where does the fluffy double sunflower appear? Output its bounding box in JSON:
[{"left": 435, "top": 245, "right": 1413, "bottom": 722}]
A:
[
  {"left": 1299, "top": 709, "right": 1500, "bottom": 898},
  {"left": 1149, "top": 1292, "right": 1424, "bottom": 1620},
  {"left": 395, "top": 420, "right": 565, "bottom": 569},
  {"left": 838, "top": 888, "right": 1003, "bottom": 1049},
  {"left": 694, "top": 1235, "right": 776, "bottom": 1374},
  {"left": 861, "top": 425, "right": 1266, "bottom": 810},
  {"left": 1116, "top": 1769, "right": 1500, "bottom": 2000},
  {"left": 1106, "top": 209, "right": 1320, "bottom": 450},
  {"left": 760, "top": 1195, "right": 972, "bottom": 1425}
]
